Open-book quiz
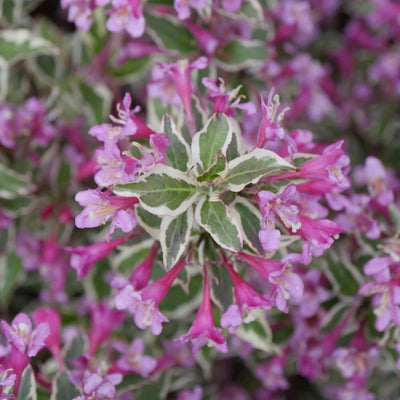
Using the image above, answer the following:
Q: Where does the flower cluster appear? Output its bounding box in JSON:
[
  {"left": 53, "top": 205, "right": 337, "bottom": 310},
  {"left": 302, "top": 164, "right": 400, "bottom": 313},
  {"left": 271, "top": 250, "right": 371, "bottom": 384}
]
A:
[{"left": 1, "top": 0, "right": 400, "bottom": 398}]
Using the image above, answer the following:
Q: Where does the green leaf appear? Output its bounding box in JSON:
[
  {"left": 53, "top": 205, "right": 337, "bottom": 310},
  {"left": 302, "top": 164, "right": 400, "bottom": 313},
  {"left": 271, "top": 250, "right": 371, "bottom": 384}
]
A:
[
  {"left": 322, "top": 303, "right": 351, "bottom": 334},
  {"left": 78, "top": 81, "right": 112, "bottom": 125},
  {"left": 136, "top": 206, "right": 162, "bottom": 240},
  {"left": 162, "top": 114, "right": 190, "bottom": 172},
  {"left": 160, "top": 207, "right": 193, "bottom": 270},
  {"left": 218, "top": 148, "right": 294, "bottom": 192},
  {"left": 195, "top": 197, "right": 242, "bottom": 252},
  {"left": 50, "top": 372, "right": 80, "bottom": 400},
  {"left": 196, "top": 152, "right": 227, "bottom": 183},
  {"left": 17, "top": 365, "right": 37, "bottom": 400},
  {"left": 216, "top": 39, "right": 268, "bottom": 71},
  {"left": 192, "top": 112, "right": 233, "bottom": 171},
  {"left": 324, "top": 252, "right": 362, "bottom": 297},
  {"left": 236, "top": 309, "right": 276, "bottom": 352},
  {"left": 0, "top": 29, "right": 56, "bottom": 64},
  {"left": 63, "top": 333, "right": 87, "bottom": 369},
  {"left": 0, "top": 163, "right": 34, "bottom": 199},
  {"left": 0, "top": 253, "right": 23, "bottom": 304},
  {"left": 108, "top": 57, "right": 150, "bottom": 82},
  {"left": 0, "top": 196, "right": 35, "bottom": 216},
  {"left": 146, "top": 13, "right": 197, "bottom": 54},
  {"left": 114, "top": 165, "right": 199, "bottom": 217},
  {"left": 233, "top": 197, "right": 264, "bottom": 254},
  {"left": 211, "top": 263, "right": 234, "bottom": 310}
]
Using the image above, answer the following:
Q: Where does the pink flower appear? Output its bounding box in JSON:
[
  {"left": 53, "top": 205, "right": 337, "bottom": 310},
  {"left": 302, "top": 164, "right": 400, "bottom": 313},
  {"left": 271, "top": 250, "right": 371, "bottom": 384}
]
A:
[
  {"left": 113, "top": 338, "right": 157, "bottom": 376},
  {"left": 238, "top": 252, "right": 305, "bottom": 312},
  {"left": 73, "top": 371, "right": 123, "bottom": 400},
  {"left": 1, "top": 313, "right": 49, "bottom": 358},
  {"left": 128, "top": 242, "right": 159, "bottom": 290},
  {"left": 175, "top": 266, "right": 228, "bottom": 353},
  {"left": 353, "top": 156, "right": 394, "bottom": 207},
  {"left": 202, "top": 78, "right": 256, "bottom": 116},
  {"left": 257, "top": 184, "right": 301, "bottom": 252},
  {"left": 114, "top": 259, "right": 186, "bottom": 335},
  {"left": 269, "top": 140, "right": 350, "bottom": 191},
  {"left": 65, "top": 235, "right": 131, "bottom": 279},
  {"left": 106, "top": 0, "right": 145, "bottom": 38},
  {"left": 32, "top": 308, "right": 64, "bottom": 369},
  {"left": 255, "top": 356, "right": 289, "bottom": 391},
  {"left": 75, "top": 188, "right": 138, "bottom": 238},
  {"left": 221, "top": 260, "right": 272, "bottom": 333},
  {"left": 177, "top": 386, "right": 203, "bottom": 400},
  {"left": 158, "top": 57, "right": 208, "bottom": 133},
  {"left": 61, "top": 0, "right": 108, "bottom": 31},
  {"left": 297, "top": 216, "right": 342, "bottom": 256},
  {"left": 87, "top": 301, "right": 125, "bottom": 357},
  {"left": 1, "top": 313, "right": 49, "bottom": 395},
  {"left": 359, "top": 256, "right": 400, "bottom": 331},
  {"left": 174, "top": 0, "right": 207, "bottom": 20},
  {"left": 222, "top": 0, "right": 245, "bottom": 13}
]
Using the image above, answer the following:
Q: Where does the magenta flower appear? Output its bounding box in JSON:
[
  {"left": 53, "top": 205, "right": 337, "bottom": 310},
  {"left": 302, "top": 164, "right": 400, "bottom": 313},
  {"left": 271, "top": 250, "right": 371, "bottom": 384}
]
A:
[
  {"left": 32, "top": 308, "right": 64, "bottom": 369},
  {"left": 297, "top": 215, "right": 343, "bottom": 256},
  {"left": 174, "top": 0, "right": 207, "bottom": 20},
  {"left": 73, "top": 371, "right": 123, "bottom": 400},
  {"left": 222, "top": 0, "right": 245, "bottom": 12},
  {"left": 257, "top": 184, "right": 301, "bottom": 253},
  {"left": 238, "top": 252, "right": 304, "bottom": 312},
  {"left": 113, "top": 338, "right": 157, "bottom": 376},
  {"left": 256, "top": 89, "right": 293, "bottom": 153},
  {"left": 1, "top": 313, "right": 49, "bottom": 394},
  {"left": 202, "top": 78, "right": 256, "bottom": 116},
  {"left": 255, "top": 355, "right": 289, "bottom": 391},
  {"left": 21, "top": 98, "right": 56, "bottom": 147},
  {"left": 87, "top": 301, "right": 125, "bottom": 357},
  {"left": 65, "top": 235, "right": 131, "bottom": 279},
  {"left": 176, "top": 386, "right": 203, "bottom": 400},
  {"left": 353, "top": 156, "right": 394, "bottom": 207},
  {"left": 114, "top": 258, "right": 186, "bottom": 335},
  {"left": 186, "top": 22, "right": 219, "bottom": 56},
  {"left": 359, "top": 256, "right": 400, "bottom": 331},
  {"left": 270, "top": 140, "right": 350, "bottom": 190},
  {"left": 106, "top": 0, "right": 145, "bottom": 38},
  {"left": 61, "top": 0, "right": 108, "bottom": 31},
  {"left": 75, "top": 188, "right": 138, "bottom": 238},
  {"left": 128, "top": 242, "right": 159, "bottom": 290},
  {"left": 175, "top": 266, "right": 228, "bottom": 353},
  {"left": 158, "top": 57, "right": 208, "bottom": 133},
  {"left": 90, "top": 93, "right": 153, "bottom": 142},
  {"left": 221, "top": 260, "right": 272, "bottom": 333},
  {"left": 94, "top": 141, "right": 135, "bottom": 186},
  {"left": 331, "top": 346, "right": 378, "bottom": 380}
]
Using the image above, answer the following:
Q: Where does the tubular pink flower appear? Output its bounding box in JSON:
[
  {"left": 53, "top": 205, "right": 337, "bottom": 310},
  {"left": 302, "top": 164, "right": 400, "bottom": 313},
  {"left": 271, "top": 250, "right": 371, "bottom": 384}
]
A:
[
  {"left": 238, "top": 252, "right": 304, "bottom": 312},
  {"left": 175, "top": 266, "right": 228, "bottom": 353},
  {"left": 128, "top": 242, "right": 159, "bottom": 290},
  {"left": 257, "top": 184, "right": 301, "bottom": 252},
  {"left": 158, "top": 57, "right": 208, "bottom": 134},
  {"left": 221, "top": 260, "right": 272, "bottom": 332},
  {"left": 65, "top": 235, "right": 131, "bottom": 279},
  {"left": 87, "top": 301, "right": 125, "bottom": 357},
  {"left": 32, "top": 308, "right": 64, "bottom": 369},
  {"left": 75, "top": 188, "right": 138, "bottom": 238},
  {"left": 202, "top": 78, "right": 256, "bottom": 116},
  {"left": 114, "top": 258, "right": 186, "bottom": 335},
  {"left": 297, "top": 216, "right": 342, "bottom": 256}
]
